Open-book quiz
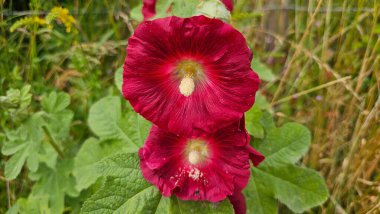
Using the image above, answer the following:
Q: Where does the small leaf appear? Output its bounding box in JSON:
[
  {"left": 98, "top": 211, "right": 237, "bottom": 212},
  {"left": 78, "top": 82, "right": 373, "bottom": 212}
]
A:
[
  {"left": 81, "top": 153, "right": 169, "bottom": 214},
  {"left": 114, "top": 67, "right": 123, "bottom": 93},
  {"left": 196, "top": 0, "right": 231, "bottom": 21},
  {"left": 251, "top": 58, "right": 276, "bottom": 82},
  {"left": 154, "top": 0, "right": 174, "bottom": 18},
  {"left": 8, "top": 195, "right": 51, "bottom": 214},
  {"left": 245, "top": 106, "right": 264, "bottom": 138},
  {"left": 41, "top": 91, "right": 70, "bottom": 113},
  {"left": 4, "top": 147, "right": 29, "bottom": 179},
  {"left": 254, "top": 93, "right": 272, "bottom": 112},
  {"left": 130, "top": 4, "right": 143, "bottom": 22}
]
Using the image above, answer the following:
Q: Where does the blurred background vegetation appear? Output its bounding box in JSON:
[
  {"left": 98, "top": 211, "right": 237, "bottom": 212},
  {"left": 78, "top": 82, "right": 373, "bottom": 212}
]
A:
[{"left": 0, "top": 0, "right": 379, "bottom": 213}]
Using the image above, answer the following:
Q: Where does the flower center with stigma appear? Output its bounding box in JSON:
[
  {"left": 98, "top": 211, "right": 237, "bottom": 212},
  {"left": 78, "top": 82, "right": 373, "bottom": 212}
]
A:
[
  {"left": 176, "top": 60, "right": 204, "bottom": 97},
  {"left": 184, "top": 139, "right": 209, "bottom": 165}
]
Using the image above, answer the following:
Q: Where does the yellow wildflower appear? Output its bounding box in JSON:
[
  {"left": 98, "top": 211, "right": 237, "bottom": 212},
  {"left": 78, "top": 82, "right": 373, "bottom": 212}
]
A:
[
  {"left": 10, "top": 16, "right": 52, "bottom": 32},
  {"left": 46, "top": 7, "right": 76, "bottom": 33}
]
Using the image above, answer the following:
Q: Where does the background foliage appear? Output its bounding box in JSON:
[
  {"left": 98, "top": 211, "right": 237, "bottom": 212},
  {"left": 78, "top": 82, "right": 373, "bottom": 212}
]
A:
[{"left": 0, "top": 0, "right": 379, "bottom": 213}]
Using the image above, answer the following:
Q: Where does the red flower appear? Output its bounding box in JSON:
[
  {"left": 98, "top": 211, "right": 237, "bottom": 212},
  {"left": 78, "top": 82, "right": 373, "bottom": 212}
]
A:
[
  {"left": 123, "top": 16, "right": 259, "bottom": 135},
  {"left": 142, "top": 0, "right": 156, "bottom": 20},
  {"left": 221, "top": 0, "right": 234, "bottom": 11},
  {"left": 138, "top": 118, "right": 264, "bottom": 202}
]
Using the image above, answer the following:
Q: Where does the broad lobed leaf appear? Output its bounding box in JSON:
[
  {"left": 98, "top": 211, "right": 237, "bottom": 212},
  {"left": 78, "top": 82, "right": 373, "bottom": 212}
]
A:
[
  {"left": 88, "top": 96, "right": 151, "bottom": 153},
  {"left": 245, "top": 111, "right": 328, "bottom": 213}
]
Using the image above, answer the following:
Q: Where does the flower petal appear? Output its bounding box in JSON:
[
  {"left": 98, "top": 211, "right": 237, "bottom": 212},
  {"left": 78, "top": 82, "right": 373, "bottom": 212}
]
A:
[
  {"left": 221, "top": 0, "right": 234, "bottom": 11},
  {"left": 123, "top": 16, "right": 260, "bottom": 135},
  {"left": 142, "top": 0, "right": 156, "bottom": 20},
  {"left": 138, "top": 119, "right": 264, "bottom": 202}
]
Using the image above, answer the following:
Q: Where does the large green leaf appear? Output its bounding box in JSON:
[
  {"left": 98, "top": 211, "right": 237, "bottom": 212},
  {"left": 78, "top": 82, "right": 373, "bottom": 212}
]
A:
[
  {"left": 244, "top": 172, "right": 277, "bottom": 214},
  {"left": 88, "top": 96, "right": 150, "bottom": 152},
  {"left": 170, "top": 197, "right": 234, "bottom": 214},
  {"left": 254, "top": 123, "right": 311, "bottom": 167},
  {"left": 246, "top": 122, "right": 328, "bottom": 213},
  {"left": 73, "top": 138, "right": 127, "bottom": 191},
  {"left": 247, "top": 164, "right": 329, "bottom": 213},
  {"left": 81, "top": 153, "right": 168, "bottom": 214}
]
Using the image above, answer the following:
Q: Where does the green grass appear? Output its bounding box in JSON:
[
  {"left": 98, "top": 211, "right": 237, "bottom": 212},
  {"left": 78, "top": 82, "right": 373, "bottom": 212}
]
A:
[{"left": 1, "top": 0, "right": 379, "bottom": 213}]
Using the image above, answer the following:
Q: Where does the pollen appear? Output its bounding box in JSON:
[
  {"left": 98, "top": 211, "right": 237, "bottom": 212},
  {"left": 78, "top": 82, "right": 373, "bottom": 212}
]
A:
[
  {"left": 185, "top": 139, "right": 209, "bottom": 165},
  {"left": 179, "top": 77, "right": 195, "bottom": 97},
  {"left": 176, "top": 60, "right": 203, "bottom": 97}
]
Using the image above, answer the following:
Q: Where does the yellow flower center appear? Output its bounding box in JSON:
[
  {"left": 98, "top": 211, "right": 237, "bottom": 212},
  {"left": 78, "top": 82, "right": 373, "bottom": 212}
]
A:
[
  {"left": 176, "top": 60, "right": 203, "bottom": 97},
  {"left": 184, "top": 139, "right": 209, "bottom": 165}
]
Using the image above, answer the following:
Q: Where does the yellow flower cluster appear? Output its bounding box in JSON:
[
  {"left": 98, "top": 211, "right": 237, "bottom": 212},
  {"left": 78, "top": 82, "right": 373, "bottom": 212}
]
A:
[
  {"left": 46, "top": 7, "right": 76, "bottom": 33},
  {"left": 10, "top": 7, "right": 77, "bottom": 33},
  {"left": 10, "top": 16, "right": 51, "bottom": 32}
]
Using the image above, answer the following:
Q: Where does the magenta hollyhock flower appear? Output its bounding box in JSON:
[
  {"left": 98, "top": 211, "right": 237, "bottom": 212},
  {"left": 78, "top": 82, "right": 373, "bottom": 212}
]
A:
[
  {"left": 123, "top": 15, "right": 259, "bottom": 135},
  {"left": 142, "top": 0, "right": 156, "bottom": 20},
  {"left": 221, "top": 0, "right": 234, "bottom": 11},
  {"left": 138, "top": 118, "right": 264, "bottom": 203}
]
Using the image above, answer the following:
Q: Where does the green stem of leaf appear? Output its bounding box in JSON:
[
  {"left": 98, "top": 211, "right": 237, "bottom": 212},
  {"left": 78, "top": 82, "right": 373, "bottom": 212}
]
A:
[{"left": 42, "top": 126, "right": 65, "bottom": 159}]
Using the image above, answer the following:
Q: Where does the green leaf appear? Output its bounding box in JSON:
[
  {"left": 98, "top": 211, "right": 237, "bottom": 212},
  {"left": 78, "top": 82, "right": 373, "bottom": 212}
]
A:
[
  {"left": 255, "top": 123, "right": 311, "bottom": 166},
  {"left": 249, "top": 165, "right": 329, "bottom": 213},
  {"left": 246, "top": 121, "right": 328, "bottom": 213},
  {"left": 154, "top": 0, "right": 174, "bottom": 18},
  {"left": 170, "top": 197, "right": 234, "bottom": 214},
  {"left": 130, "top": 4, "right": 143, "bottom": 22},
  {"left": 2, "top": 91, "right": 72, "bottom": 180},
  {"left": 88, "top": 96, "right": 151, "bottom": 152},
  {"left": 30, "top": 159, "right": 79, "bottom": 214},
  {"left": 114, "top": 67, "right": 123, "bottom": 93},
  {"left": 251, "top": 58, "right": 276, "bottom": 82},
  {"left": 244, "top": 173, "right": 277, "bottom": 214},
  {"left": 73, "top": 138, "right": 127, "bottom": 191},
  {"left": 4, "top": 146, "right": 30, "bottom": 179},
  {"left": 171, "top": 0, "right": 199, "bottom": 17},
  {"left": 2, "top": 115, "right": 45, "bottom": 179},
  {"left": 88, "top": 96, "right": 122, "bottom": 139},
  {"left": 0, "top": 85, "right": 31, "bottom": 110},
  {"left": 254, "top": 93, "right": 272, "bottom": 112},
  {"left": 0, "top": 85, "right": 32, "bottom": 122},
  {"left": 196, "top": 0, "right": 231, "bottom": 21},
  {"left": 41, "top": 91, "right": 70, "bottom": 113},
  {"left": 81, "top": 153, "right": 169, "bottom": 214},
  {"left": 245, "top": 106, "right": 264, "bottom": 138},
  {"left": 7, "top": 195, "right": 52, "bottom": 214}
]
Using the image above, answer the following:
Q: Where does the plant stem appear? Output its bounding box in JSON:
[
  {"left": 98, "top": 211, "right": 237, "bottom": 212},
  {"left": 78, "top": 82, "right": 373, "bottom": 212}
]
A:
[
  {"left": 271, "top": 76, "right": 352, "bottom": 105},
  {"left": 42, "top": 126, "right": 65, "bottom": 159}
]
